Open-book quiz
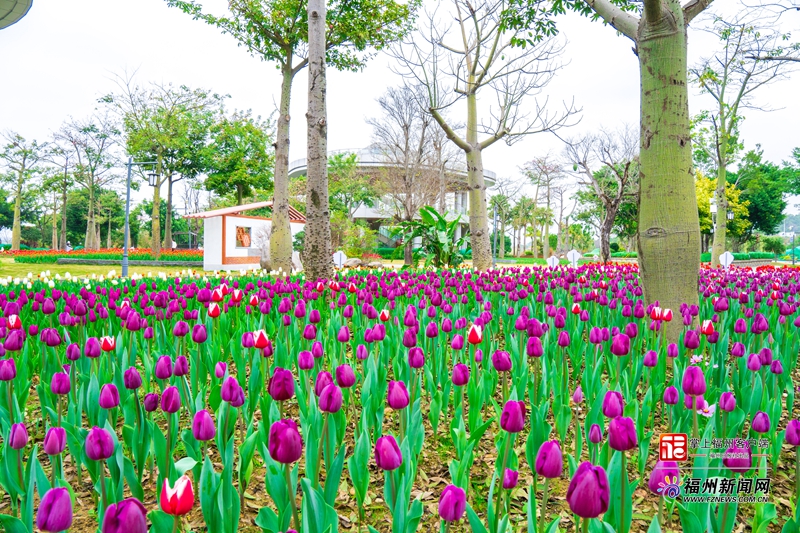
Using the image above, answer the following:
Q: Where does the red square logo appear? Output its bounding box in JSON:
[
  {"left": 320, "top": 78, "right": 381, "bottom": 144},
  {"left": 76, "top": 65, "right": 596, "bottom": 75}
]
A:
[{"left": 659, "top": 433, "right": 688, "bottom": 461}]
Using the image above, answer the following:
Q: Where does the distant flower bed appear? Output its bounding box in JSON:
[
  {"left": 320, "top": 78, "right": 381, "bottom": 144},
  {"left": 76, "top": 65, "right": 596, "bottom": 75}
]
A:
[{"left": 10, "top": 248, "right": 203, "bottom": 264}]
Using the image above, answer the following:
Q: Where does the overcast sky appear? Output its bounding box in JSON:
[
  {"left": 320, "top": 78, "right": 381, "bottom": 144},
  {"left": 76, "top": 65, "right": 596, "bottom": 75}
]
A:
[{"left": 1, "top": 0, "right": 797, "bottom": 214}]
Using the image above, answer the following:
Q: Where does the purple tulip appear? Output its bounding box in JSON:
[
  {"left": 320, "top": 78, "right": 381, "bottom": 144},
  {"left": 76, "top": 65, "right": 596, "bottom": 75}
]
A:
[
  {"left": 192, "top": 410, "right": 216, "bottom": 441},
  {"left": 387, "top": 380, "right": 410, "bottom": 410},
  {"left": 315, "top": 371, "right": 333, "bottom": 396},
  {"left": 161, "top": 386, "right": 181, "bottom": 413},
  {"left": 785, "top": 420, "right": 800, "bottom": 446},
  {"left": 102, "top": 498, "right": 148, "bottom": 533},
  {"left": 84, "top": 337, "right": 101, "bottom": 358},
  {"left": 143, "top": 393, "right": 159, "bottom": 412},
  {"left": 723, "top": 445, "right": 752, "bottom": 473},
  {"left": 682, "top": 366, "right": 706, "bottom": 397},
  {"left": 589, "top": 424, "right": 603, "bottom": 444},
  {"left": 85, "top": 426, "right": 114, "bottom": 460},
  {"left": 268, "top": 419, "right": 303, "bottom": 464},
  {"left": 503, "top": 468, "right": 519, "bottom": 489},
  {"left": 44, "top": 426, "right": 67, "bottom": 455},
  {"left": 491, "top": 350, "right": 512, "bottom": 372},
  {"left": 557, "top": 330, "right": 571, "bottom": 347},
  {"left": 9, "top": 422, "right": 28, "bottom": 449},
  {"left": 215, "top": 362, "right": 227, "bottom": 379},
  {"left": 566, "top": 462, "right": 610, "bottom": 518},
  {"left": 37, "top": 487, "right": 73, "bottom": 532},
  {"left": 500, "top": 400, "right": 526, "bottom": 433},
  {"left": 751, "top": 411, "right": 770, "bottom": 433},
  {"left": 643, "top": 350, "right": 658, "bottom": 367},
  {"left": 684, "top": 330, "right": 700, "bottom": 350},
  {"left": 608, "top": 416, "right": 638, "bottom": 451},
  {"left": 99, "top": 383, "right": 120, "bottom": 409},
  {"left": 438, "top": 484, "right": 466, "bottom": 522},
  {"left": 535, "top": 440, "right": 563, "bottom": 478},
  {"left": 648, "top": 461, "right": 680, "bottom": 494},
  {"left": 155, "top": 356, "right": 173, "bottom": 380},
  {"left": 50, "top": 372, "right": 71, "bottom": 395},
  {"left": 602, "top": 391, "right": 624, "bottom": 418},
  {"left": 191, "top": 324, "right": 207, "bottom": 344},
  {"left": 663, "top": 386, "right": 679, "bottom": 405},
  {"left": 123, "top": 367, "right": 142, "bottom": 390},
  {"left": 298, "top": 350, "right": 314, "bottom": 370},
  {"left": 173, "top": 356, "right": 189, "bottom": 377},
  {"left": 746, "top": 353, "right": 761, "bottom": 372},
  {"left": 666, "top": 343, "right": 678, "bottom": 358},
  {"left": 319, "top": 383, "right": 343, "bottom": 413},
  {"left": 408, "top": 347, "right": 425, "bottom": 369},
  {"left": 335, "top": 364, "right": 356, "bottom": 388},
  {"left": 719, "top": 392, "right": 736, "bottom": 412},
  {"left": 374, "top": 435, "right": 403, "bottom": 471}
]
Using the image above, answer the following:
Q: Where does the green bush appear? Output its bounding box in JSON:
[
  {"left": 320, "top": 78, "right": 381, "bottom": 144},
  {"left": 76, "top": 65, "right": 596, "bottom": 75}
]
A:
[{"left": 611, "top": 252, "right": 637, "bottom": 258}]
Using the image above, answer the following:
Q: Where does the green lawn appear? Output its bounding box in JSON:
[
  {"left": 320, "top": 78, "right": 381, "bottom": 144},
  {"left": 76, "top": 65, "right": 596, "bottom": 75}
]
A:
[{"left": 0, "top": 257, "right": 197, "bottom": 280}]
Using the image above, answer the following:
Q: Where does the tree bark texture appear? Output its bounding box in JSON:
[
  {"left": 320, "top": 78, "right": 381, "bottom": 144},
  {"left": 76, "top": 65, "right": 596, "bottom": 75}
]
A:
[
  {"left": 164, "top": 173, "right": 174, "bottom": 250},
  {"left": 304, "top": 0, "right": 334, "bottom": 282},
  {"left": 710, "top": 141, "right": 729, "bottom": 267},
  {"left": 466, "top": 93, "right": 491, "bottom": 271},
  {"left": 60, "top": 185, "right": 68, "bottom": 251},
  {"left": 636, "top": 2, "right": 700, "bottom": 336},
  {"left": 11, "top": 171, "right": 22, "bottom": 251},
  {"left": 543, "top": 186, "right": 551, "bottom": 258},
  {"left": 151, "top": 155, "right": 163, "bottom": 259},
  {"left": 499, "top": 218, "right": 506, "bottom": 259},
  {"left": 271, "top": 64, "right": 295, "bottom": 275}
]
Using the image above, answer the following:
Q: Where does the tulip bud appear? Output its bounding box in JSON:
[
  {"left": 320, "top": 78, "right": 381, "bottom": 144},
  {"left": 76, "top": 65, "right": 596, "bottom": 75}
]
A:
[
  {"left": 387, "top": 380, "right": 410, "bottom": 410},
  {"left": 408, "top": 347, "right": 425, "bottom": 369},
  {"left": 491, "top": 350, "right": 512, "bottom": 372},
  {"left": 192, "top": 410, "right": 216, "bottom": 441},
  {"left": 785, "top": 420, "right": 800, "bottom": 446},
  {"left": 173, "top": 356, "right": 189, "bottom": 377},
  {"left": 502, "top": 468, "right": 519, "bottom": 489},
  {"left": 314, "top": 371, "right": 333, "bottom": 396},
  {"left": 751, "top": 411, "right": 770, "bottom": 433},
  {"left": 719, "top": 392, "right": 736, "bottom": 412},
  {"left": 319, "top": 383, "right": 343, "bottom": 413},
  {"left": 746, "top": 353, "right": 761, "bottom": 372},
  {"left": 9, "top": 422, "right": 28, "bottom": 449},
  {"left": 610, "top": 334, "right": 630, "bottom": 356},
  {"left": 723, "top": 445, "right": 752, "bottom": 473},
  {"left": 160, "top": 475, "right": 194, "bottom": 516},
  {"left": 37, "top": 487, "right": 73, "bottom": 533},
  {"left": 683, "top": 330, "right": 700, "bottom": 350},
  {"left": 567, "top": 462, "right": 610, "bottom": 518},
  {"left": 557, "top": 330, "right": 571, "bottom": 347},
  {"left": 648, "top": 461, "right": 680, "bottom": 494},
  {"left": 44, "top": 426, "right": 67, "bottom": 455},
  {"left": 85, "top": 426, "right": 114, "bottom": 461},
  {"left": 99, "top": 383, "right": 120, "bottom": 409},
  {"left": 161, "top": 386, "right": 181, "bottom": 413},
  {"left": 123, "top": 367, "right": 142, "bottom": 390},
  {"left": 268, "top": 419, "right": 303, "bottom": 464},
  {"left": 535, "top": 440, "right": 563, "bottom": 478},
  {"left": 50, "top": 372, "right": 71, "bottom": 395},
  {"left": 452, "top": 364, "right": 470, "bottom": 386},
  {"left": 572, "top": 386, "right": 584, "bottom": 404},
  {"left": 144, "top": 393, "right": 159, "bottom": 412},
  {"left": 500, "top": 400, "right": 526, "bottom": 433},
  {"left": 311, "top": 341, "right": 324, "bottom": 359},
  {"left": 374, "top": 435, "right": 403, "bottom": 471},
  {"left": 602, "top": 391, "right": 624, "bottom": 418},
  {"left": 332, "top": 364, "right": 355, "bottom": 388},
  {"left": 215, "top": 362, "right": 227, "bottom": 379},
  {"left": 155, "top": 356, "right": 173, "bottom": 380},
  {"left": 589, "top": 424, "right": 603, "bottom": 444},
  {"left": 438, "top": 485, "right": 466, "bottom": 522},
  {"left": 681, "top": 366, "right": 706, "bottom": 397},
  {"left": 297, "top": 350, "right": 314, "bottom": 370},
  {"left": 608, "top": 416, "right": 638, "bottom": 451}
]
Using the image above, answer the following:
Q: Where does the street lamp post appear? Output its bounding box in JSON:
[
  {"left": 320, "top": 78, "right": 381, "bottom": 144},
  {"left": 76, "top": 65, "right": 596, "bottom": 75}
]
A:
[{"left": 122, "top": 157, "right": 158, "bottom": 277}]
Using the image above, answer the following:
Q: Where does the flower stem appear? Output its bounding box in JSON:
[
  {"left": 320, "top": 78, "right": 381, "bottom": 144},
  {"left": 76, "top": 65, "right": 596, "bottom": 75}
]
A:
[
  {"left": 315, "top": 413, "right": 329, "bottom": 488},
  {"left": 539, "top": 478, "right": 550, "bottom": 533},
  {"left": 172, "top": 515, "right": 181, "bottom": 533},
  {"left": 494, "top": 435, "right": 512, "bottom": 533},
  {"left": 285, "top": 463, "right": 300, "bottom": 531},
  {"left": 620, "top": 452, "right": 627, "bottom": 533},
  {"left": 582, "top": 517, "right": 589, "bottom": 533},
  {"left": 692, "top": 395, "right": 699, "bottom": 439}
]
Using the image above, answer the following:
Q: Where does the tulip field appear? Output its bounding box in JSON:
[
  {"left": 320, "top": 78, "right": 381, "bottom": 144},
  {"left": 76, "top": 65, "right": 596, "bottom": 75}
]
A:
[{"left": 1, "top": 264, "right": 800, "bottom": 533}]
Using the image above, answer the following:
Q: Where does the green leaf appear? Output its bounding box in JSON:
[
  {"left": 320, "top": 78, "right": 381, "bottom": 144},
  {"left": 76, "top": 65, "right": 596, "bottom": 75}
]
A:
[
  {"left": 677, "top": 503, "right": 705, "bottom": 533},
  {"left": 0, "top": 514, "right": 28, "bottom": 533},
  {"left": 148, "top": 509, "right": 175, "bottom": 533},
  {"left": 466, "top": 502, "right": 490, "bottom": 533}
]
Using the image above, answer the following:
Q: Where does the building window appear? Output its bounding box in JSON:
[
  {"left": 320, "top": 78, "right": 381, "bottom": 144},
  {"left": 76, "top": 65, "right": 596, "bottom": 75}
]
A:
[{"left": 235, "top": 226, "right": 252, "bottom": 248}]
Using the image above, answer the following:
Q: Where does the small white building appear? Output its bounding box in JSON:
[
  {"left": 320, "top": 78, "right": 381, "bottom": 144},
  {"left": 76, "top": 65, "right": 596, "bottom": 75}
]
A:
[{"left": 185, "top": 201, "right": 305, "bottom": 272}]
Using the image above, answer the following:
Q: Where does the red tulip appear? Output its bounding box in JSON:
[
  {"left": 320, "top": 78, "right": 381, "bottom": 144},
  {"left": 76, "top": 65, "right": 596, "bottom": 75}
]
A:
[
  {"left": 208, "top": 303, "right": 221, "bottom": 318},
  {"left": 253, "top": 329, "right": 270, "bottom": 349},
  {"left": 467, "top": 324, "right": 482, "bottom": 345},
  {"left": 700, "top": 320, "right": 714, "bottom": 336},
  {"left": 100, "top": 336, "right": 116, "bottom": 352},
  {"left": 7, "top": 314, "right": 22, "bottom": 330},
  {"left": 379, "top": 309, "right": 390, "bottom": 322},
  {"left": 160, "top": 475, "right": 194, "bottom": 516}
]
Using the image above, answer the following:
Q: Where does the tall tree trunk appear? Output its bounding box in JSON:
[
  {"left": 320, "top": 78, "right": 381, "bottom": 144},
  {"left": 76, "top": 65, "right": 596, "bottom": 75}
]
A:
[
  {"left": 543, "top": 187, "right": 551, "bottom": 258},
  {"left": 60, "top": 184, "right": 68, "bottom": 250},
  {"left": 499, "top": 218, "right": 506, "bottom": 259},
  {"left": 271, "top": 63, "right": 296, "bottom": 274},
  {"left": 404, "top": 238, "right": 413, "bottom": 265},
  {"left": 637, "top": 3, "right": 700, "bottom": 337},
  {"left": 237, "top": 184, "right": 244, "bottom": 206},
  {"left": 52, "top": 193, "right": 58, "bottom": 250},
  {"left": 86, "top": 186, "right": 97, "bottom": 250},
  {"left": 151, "top": 154, "right": 163, "bottom": 259},
  {"left": 710, "top": 155, "right": 728, "bottom": 267},
  {"left": 438, "top": 163, "right": 447, "bottom": 213},
  {"left": 465, "top": 92, "right": 491, "bottom": 271},
  {"left": 304, "top": 0, "right": 333, "bottom": 281},
  {"left": 107, "top": 213, "right": 112, "bottom": 248},
  {"left": 11, "top": 172, "right": 22, "bottom": 251},
  {"left": 164, "top": 173, "right": 174, "bottom": 250},
  {"left": 600, "top": 211, "right": 614, "bottom": 263},
  {"left": 96, "top": 225, "right": 101, "bottom": 249}
]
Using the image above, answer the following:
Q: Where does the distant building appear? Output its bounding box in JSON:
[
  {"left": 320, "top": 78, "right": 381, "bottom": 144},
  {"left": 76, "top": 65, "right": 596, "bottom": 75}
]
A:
[{"left": 288, "top": 147, "right": 496, "bottom": 247}]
